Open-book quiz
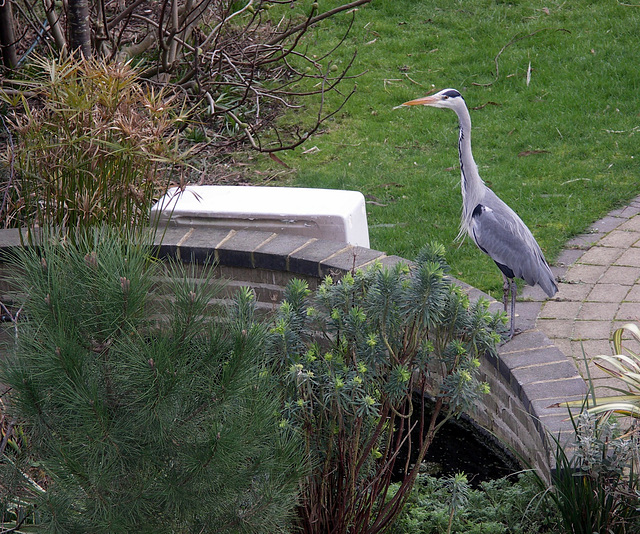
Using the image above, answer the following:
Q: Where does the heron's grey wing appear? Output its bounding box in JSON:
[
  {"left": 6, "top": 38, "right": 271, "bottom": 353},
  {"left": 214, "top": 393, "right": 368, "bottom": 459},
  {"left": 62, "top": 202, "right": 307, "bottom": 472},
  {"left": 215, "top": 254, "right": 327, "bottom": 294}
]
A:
[{"left": 470, "top": 202, "right": 557, "bottom": 296}]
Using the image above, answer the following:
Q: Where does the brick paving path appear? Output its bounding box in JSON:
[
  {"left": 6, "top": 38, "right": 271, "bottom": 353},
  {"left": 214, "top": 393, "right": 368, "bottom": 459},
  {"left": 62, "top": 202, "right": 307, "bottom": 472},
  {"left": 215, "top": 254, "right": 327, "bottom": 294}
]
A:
[{"left": 530, "top": 195, "right": 640, "bottom": 397}]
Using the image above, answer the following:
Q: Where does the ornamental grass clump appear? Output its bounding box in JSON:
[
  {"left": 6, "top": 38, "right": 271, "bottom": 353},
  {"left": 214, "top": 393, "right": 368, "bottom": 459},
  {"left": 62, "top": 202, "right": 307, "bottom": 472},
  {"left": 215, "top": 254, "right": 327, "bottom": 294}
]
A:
[
  {"left": 588, "top": 323, "right": 640, "bottom": 419},
  {"left": 0, "top": 228, "right": 305, "bottom": 533},
  {"left": 0, "top": 56, "right": 187, "bottom": 238},
  {"left": 269, "top": 243, "right": 505, "bottom": 534}
]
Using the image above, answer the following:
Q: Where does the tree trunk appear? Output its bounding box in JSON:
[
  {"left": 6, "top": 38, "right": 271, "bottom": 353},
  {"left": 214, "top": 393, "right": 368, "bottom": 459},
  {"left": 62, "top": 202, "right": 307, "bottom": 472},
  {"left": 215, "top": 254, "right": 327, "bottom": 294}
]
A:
[
  {"left": 0, "top": 0, "right": 18, "bottom": 69},
  {"left": 68, "top": 0, "right": 91, "bottom": 58}
]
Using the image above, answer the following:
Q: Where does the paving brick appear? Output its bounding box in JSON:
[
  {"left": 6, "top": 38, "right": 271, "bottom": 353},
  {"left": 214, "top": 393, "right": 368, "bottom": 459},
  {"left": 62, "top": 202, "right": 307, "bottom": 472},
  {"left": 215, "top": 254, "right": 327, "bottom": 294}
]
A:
[
  {"left": 288, "top": 240, "right": 351, "bottom": 277},
  {"left": 179, "top": 228, "right": 235, "bottom": 264},
  {"left": 615, "top": 302, "right": 640, "bottom": 322},
  {"left": 576, "top": 362, "right": 613, "bottom": 382},
  {"left": 320, "top": 246, "right": 386, "bottom": 276},
  {"left": 614, "top": 247, "right": 640, "bottom": 267},
  {"left": 539, "top": 413, "right": 580, "bottom": 442},
  {"left": 565, "top": 235, "right": 598, "bottom": 249},
  {"left": 523, "top": 376, "right": 588, "bottom": 403},
  {"left": 153, "top": 226, "right": 193, "bottom": 247},
  {"left": 562, "top": 263, "right": 607, "bottom": 283},
  {"left": 568, "top": 338, "right": 613, "bottom": 361},
  {"left": 578, "top": 246, "right": 625, "bottom": 265},
  {"left": 577, "top": 301, "right": 618, "bottom": 321},
  {"left": 598, "top": 229, "right": 640, "bottom": 248},
  {"left": 500, "top": 346, "right": 572, "bottom": 370},
  {"left": 532, "top": 399, "right": 585, "bottom": 421},
  {"left": 512, "top": 360, "right": 581, "bottom": 389},
  {"left": 152, "top": 227, "right": 194, "bottom": 260},
  {"left": 549, "top": 337, "right": 572, "bottom": 359},
  {"left": 569, "top": 345, "right": 614, "bottom": 381},
  {"left": 586, "top": 283, "right": 631, "bottom": 303},
  {"left": 371, "top": 255, "right": 409, "bottom": 275},
  {"left": 607, "top": 204, "right": 640, "bottom": 218},
  {"left": 512, "top": 300, "right": 541, "bottom": 332},
  {"left": 253, "top": 234, "right": 315, "bottom": 272},
  {"left": 553, "top": 281, "right": 593, "bottom": 302},
  {"left": 555, "top": 248, "right": 586, "bottom": 266},
  {"left": 612, "top": 319, "right": 639, "bottom": 334},
  {"left": 215, "top": 230, "right": 276, "bottom": 269},
  {"left": 539, "top": 300, "right": 582, "bottom": 320},
  {"left": 590, "top": 215, "right": 627, "bottom": 233},
  {"left": 461, "top": 286, "right": 494, "bottom": 306},
  {"left": 623, "top": 284, "right": 640, "bottom": 301},
  {"left": 572, "top": 320, "right": 614, "bottom": 340},
  {"left": 520, "top": 283, "right": 553, "bottom": 302},
  {"left": 536, "top": 318, "right": 573, "bottom": 339},
  {"left": 591, "top": 380, "right": 627, "bottom": 398},
  {"left": 0, "top": 228, "right": 21, "bottom": 251},
  {"left": 598, "top": 265, "right": 640, "bottom": 285},
  {"left": 617, "top": 216, "right": 640, "bottom": 231},
  {"left": 609, "top": 330, "right": 640, "bottom": 359}
]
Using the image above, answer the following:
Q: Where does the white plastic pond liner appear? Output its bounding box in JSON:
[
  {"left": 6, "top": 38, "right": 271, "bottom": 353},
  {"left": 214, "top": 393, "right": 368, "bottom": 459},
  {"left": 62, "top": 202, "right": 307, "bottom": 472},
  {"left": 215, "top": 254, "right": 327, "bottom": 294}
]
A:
[{"left": 150, "top": 185, "right": 370, "bottom": 248}]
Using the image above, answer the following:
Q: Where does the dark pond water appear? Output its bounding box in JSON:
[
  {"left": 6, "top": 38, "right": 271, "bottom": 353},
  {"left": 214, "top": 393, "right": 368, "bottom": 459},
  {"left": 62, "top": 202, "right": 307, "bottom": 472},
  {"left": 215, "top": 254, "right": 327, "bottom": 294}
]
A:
[{"left": 394, "top": 395, "right": 522, "bottom": 487}]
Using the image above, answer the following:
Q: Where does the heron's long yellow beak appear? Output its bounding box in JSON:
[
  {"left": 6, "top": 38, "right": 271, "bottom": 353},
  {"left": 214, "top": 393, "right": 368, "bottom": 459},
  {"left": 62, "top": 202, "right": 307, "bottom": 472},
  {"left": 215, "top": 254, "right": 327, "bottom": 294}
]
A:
[{"left": 401, "top": 95, "right": 439, "bottom": 106}]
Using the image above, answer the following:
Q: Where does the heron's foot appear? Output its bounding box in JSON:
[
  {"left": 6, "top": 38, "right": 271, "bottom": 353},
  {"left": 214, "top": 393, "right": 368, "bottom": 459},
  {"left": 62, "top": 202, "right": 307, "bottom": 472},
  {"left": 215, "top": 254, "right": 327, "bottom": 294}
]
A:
[{"left": 498, "top": 326, "right": 523, "bottom": 345}]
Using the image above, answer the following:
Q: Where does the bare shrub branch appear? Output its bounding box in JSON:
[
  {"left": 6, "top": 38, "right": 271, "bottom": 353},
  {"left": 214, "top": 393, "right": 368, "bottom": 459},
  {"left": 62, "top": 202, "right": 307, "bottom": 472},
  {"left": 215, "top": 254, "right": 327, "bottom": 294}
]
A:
[{"left": 1, "top": 0, "right": 371, "bottom": 174}]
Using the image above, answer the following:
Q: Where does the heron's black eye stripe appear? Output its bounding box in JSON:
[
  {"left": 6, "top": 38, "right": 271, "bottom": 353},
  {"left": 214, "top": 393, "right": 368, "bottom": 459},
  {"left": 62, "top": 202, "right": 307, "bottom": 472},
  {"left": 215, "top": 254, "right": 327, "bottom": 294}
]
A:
[{"left": 442, "top": 89, "right": 462, "bottom": 99}]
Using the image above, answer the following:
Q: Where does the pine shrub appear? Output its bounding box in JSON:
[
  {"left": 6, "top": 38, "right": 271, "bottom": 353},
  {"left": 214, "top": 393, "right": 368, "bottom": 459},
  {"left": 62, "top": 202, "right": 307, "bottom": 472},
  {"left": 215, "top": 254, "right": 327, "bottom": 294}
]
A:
[{"left": 0, "top": 229, "right": 305, "bottom": 533}]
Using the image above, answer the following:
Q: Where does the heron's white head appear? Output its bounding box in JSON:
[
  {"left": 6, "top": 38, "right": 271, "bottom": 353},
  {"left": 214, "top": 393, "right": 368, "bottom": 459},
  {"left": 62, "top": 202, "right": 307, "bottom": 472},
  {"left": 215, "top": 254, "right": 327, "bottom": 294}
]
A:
[{"left": 398, "top": 88, "right": 465, "bottom": 110}]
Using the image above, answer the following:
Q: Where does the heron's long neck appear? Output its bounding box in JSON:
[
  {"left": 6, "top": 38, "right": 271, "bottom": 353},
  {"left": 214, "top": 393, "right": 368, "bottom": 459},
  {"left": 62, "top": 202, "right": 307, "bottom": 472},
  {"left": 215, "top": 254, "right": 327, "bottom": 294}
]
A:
[{"left": 456, "top": 105, "right": 485, "bottom": 236}]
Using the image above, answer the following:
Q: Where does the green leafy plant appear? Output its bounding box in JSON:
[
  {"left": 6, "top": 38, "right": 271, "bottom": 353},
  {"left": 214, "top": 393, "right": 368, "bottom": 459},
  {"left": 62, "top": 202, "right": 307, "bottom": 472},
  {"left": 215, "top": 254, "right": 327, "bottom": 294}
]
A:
[
  {"left": 543, "top": 410, "right": 640, "bottom": 534},
  {"left": 0, "top": 56, "right": 187, "bottom": 239},
  {"left": 444, "top": 473, "right": 469, "bottom": 534},
  {"left": 269, "top": 243, "right": 504, "bottom": 534},
  {"left": 547, "top": 324, "right": 640, "bottom": 534},
  {"left": 389, "top": 472, "right": 559, "bottom": 534},
  {"left": 0, "top": 228, "right": 305, "bottom": 533}
]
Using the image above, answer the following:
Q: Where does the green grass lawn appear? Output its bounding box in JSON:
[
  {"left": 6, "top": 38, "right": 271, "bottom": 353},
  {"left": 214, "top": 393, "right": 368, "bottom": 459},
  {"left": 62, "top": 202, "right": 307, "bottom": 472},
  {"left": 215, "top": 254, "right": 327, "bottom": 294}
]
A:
[{"left": 258, "top": 0, "right": 640, "bottom": 299}]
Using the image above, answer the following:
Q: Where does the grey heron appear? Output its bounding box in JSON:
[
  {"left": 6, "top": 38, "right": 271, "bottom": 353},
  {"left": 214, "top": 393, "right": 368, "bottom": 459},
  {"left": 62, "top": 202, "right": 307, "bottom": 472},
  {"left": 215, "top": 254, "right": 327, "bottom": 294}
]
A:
[{"left": 399, "top": 88, "right": 557, "bottom": 338}]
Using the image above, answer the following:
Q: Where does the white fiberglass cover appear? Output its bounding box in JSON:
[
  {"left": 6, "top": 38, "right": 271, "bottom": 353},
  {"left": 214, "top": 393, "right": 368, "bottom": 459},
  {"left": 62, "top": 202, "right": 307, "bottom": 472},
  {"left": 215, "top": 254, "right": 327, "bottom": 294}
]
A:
[{"left": 151, "top": 185, "right": 370, "bottom": 247}]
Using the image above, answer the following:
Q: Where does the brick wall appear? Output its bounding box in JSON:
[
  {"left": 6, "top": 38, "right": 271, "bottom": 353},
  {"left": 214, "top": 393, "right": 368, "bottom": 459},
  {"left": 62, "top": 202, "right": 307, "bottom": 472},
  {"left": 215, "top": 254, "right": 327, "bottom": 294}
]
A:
[{"left": 1, "top": 227, "right": 587, "bottom": 480}]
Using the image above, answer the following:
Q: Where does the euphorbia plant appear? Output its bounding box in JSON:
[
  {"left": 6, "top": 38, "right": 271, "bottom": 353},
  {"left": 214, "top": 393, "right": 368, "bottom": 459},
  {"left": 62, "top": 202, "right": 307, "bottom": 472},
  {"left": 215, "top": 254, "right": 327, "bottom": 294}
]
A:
[{"left": 269, "top": 243, "right": 504, "bottom": 534}]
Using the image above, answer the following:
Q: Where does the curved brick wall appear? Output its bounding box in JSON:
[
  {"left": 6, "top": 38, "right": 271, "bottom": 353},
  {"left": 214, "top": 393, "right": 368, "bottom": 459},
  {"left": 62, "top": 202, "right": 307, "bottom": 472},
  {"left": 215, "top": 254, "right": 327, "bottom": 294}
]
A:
[{"left": 0, "top": 227, "right": 588, "bottom": 480}]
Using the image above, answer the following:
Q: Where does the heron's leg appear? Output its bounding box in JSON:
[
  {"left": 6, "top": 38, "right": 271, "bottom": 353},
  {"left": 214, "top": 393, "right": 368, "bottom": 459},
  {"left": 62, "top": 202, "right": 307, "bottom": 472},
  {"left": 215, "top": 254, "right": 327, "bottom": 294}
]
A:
[
  {"left": 502, "top": 274, "right": 509, "bottom": 312},
  {"left": 509, "top": 278, "right": 517, "bottom": 339}
]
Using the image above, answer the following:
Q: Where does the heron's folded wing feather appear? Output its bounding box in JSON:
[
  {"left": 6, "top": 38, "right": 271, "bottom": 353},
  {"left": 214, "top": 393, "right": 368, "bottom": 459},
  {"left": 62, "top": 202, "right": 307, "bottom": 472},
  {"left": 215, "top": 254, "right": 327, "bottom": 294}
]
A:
[{"left": 470, "top": 204, "right": 556, "bottom": 296}]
